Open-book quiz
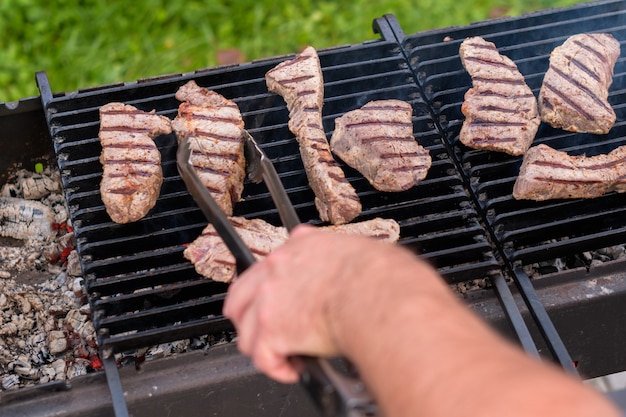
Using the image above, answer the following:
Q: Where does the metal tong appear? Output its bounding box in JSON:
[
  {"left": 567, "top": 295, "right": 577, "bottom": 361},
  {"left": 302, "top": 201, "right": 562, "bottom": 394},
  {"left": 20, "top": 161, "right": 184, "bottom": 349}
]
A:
[{"left": 176, "top": 131, "right": 379, "bottom": 417}]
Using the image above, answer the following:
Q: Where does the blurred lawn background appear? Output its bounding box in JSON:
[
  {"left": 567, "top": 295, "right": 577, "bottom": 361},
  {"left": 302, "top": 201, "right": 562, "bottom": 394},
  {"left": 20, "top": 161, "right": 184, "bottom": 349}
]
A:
[{"left": 1, "top": 0, "right": 587, "bottom": 102}]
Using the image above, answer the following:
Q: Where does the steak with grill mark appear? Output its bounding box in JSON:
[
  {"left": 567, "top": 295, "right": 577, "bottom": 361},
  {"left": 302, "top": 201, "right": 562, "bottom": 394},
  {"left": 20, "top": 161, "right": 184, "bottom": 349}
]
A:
[
  {"left": 538, "top": 33, "right": 620, "bottom": 134},
  {"left": 459, "top": 36, "right": 540, "bottom": 156},
  {"left": 184, "top": 217, "right": 400, "bottom": 283},
  {"left": 98, "top": 102, "right": 172, "bottom": 224},
  {"left": 512, "top": 143, "right": 626, "bottom": 200},
  {"left": 330, "top": 100, "right": 431, "bottom": 192},
  {"left": 172, "top": 81, "right": 245, "bottom": 216},
  {"left": 265, "top": 46, "right": 362, "bottom": 225}
]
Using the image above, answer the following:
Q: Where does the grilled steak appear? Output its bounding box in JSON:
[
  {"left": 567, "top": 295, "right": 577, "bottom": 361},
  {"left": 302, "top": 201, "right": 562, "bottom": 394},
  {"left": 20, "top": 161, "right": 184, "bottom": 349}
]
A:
[
  {"left": 172, "top": 81, "right": 245, "bottom": 216},
  {"left": 184, "top": 217, "right": 400, "bottom": 283},
  {"left": 512, "top": 144, "right": 626, "bottom": 200},
  {"left": 330, "top": 100, "right": 431, "bottom": 192},
  {"left": 266, "top": 46, "right": 361, "bottom": 224},
  {"left": 99, "top": 102, "right": 172, "bottom": 224},
  {"left": 459, "top": 36, "right": 540, "bottom": 156},
  {"left": 538, "top": 33, "right": 620, "bottom": 134}
]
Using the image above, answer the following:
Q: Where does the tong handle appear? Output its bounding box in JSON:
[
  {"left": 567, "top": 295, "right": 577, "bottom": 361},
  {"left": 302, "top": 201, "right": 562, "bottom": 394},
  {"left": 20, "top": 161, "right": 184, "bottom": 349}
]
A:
[
  {"left": 293, "top": 356, "right": 379, "bottom": 417},
  {"left": 176, "top": 138, "right": 256, "bottom": 273},
  {"left": 177, "top": 137, "right": 377, "bottom": 416}
]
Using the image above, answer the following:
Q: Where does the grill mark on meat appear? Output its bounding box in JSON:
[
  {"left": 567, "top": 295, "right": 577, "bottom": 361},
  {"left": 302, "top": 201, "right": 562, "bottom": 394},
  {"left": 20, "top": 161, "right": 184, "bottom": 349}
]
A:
[
  {"left": 193, "top": 165, "right": 231, "bottom": 176},
  {"left": 532, "top": 177, "right": 604, "bottom": 185},
  {"left": 462, "top": 56, "right": 518, "bottom": 72},
  {"left": 107, "top": 187, "right": 141, "bottom": 195},
  {"left": 180, "top": 113, "right": 243, "bottom": 125},
  {"left": 478, "top": 90, "right": 535, "bottom": 100},
  {"left": 533, "top": 158, "right": 626, "bottom": 170},
  {"left": 565, "top": 54, "right": 602, "bottom": 83},
  {"left": 340, "top": 192, "right": 360, "bottom": 201},
  {"left": 573, "top": 38, "right": 605, "bottom": 62},
  {"left": 109, "top": 170, "right": 153, "bottom": 178},
  {"left": 361, "top": 104, "right": 411, "bottom": 111},
  {"left": 469, "top": 76, "right": 527, "bottom": 86},
  {"left": 468, "top": 136, "right": 518, "bottom": 144},
  {"left": 361, "top": 136, "right": 415, "bottom": 144},
  {"left": 477, "top": 105, "right": 529, "bottom": 114},
  {"left": 278, "top": 75, "right": 316, "bottom": 85},
  {"left": 275, "top": 54, "right": 311, "bottom": 69},
  {"left": 99, "top": 109, "right": 149, "bottom": 116},
  {"left": 463, "top": 41, "right": 497, "bottom": 51},
  {"left": 547, "top": 65, "right": 612, "bottom": 115},
  {"left": 469, "top": 119, "right": 528, "bottom": 127},
  {"left": 191, "top": 151, "right": 240, "bottom": 161},
  {"left": 102, "top": 143, "right": 156, "bottom": 151},
  {"left": 345, "top": 121, "right": 413, "bottom": 128},
  {"left": 192, "top": 130, "right": 243, "bottom": 142},
  {"left": 392, "top": 164, "right": 429, "bottom": 173},
  {"left": 102, "top": 159, "right": 159, "bottom": 165},
  {"left": 380, "top": 152, "right": 424, "bottom": 159},
  {"left": 100, "top": 126, "right": 154, "bottom": 134},
  {"left": 542, "top": 81, "right": 594, "bottom": 121},
  {"left": 299, "top": 91, "right": 317, "bottom": 98}
]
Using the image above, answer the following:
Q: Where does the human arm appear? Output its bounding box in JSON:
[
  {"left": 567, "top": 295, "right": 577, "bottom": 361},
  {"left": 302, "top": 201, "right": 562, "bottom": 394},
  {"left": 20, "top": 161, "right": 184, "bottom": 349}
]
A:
[{"left": 223, "top": 224, "right": 620, "bottom": 417}]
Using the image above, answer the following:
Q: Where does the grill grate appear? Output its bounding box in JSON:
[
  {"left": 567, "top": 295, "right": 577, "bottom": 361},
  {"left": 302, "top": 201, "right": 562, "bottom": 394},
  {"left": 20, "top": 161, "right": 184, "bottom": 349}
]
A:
[
  {"left": 404, "top": 0, "right": 626, "bottom": 268},
  {"left": 37, "top": 39, "right": 500, "bottom": 356}
]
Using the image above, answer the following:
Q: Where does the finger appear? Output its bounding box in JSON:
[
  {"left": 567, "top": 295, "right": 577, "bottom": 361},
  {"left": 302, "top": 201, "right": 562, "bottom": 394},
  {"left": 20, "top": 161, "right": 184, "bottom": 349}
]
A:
[
  {"left": 290, "top": 223, "right": 316, "bottom": 238},
  {"left": 223, "top": 261, "right": 266, "bottom": 322},
  {"left": 231, "top": 297, "right": 261, "bottom": 356},
  {"left": 252, "top": 342, "right": 300, "bottom": 384}
]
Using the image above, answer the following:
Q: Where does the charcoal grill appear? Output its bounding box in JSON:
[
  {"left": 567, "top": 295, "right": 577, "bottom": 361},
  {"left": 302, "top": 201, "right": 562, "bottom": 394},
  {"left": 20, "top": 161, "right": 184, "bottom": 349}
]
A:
[{"left": 2, "top": 0, "right": 626, "bottom": 415}]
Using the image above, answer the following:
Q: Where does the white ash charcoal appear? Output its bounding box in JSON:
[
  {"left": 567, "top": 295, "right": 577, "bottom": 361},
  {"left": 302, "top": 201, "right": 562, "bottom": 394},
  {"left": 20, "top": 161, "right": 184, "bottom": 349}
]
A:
[
  {"left": 71, "top": 277, "right": 85, "bottom": 297},
  {"left": 51, "top": 359, "right": 66, "bottom": 381},
  {"left": 13, "top": 294, "right": 32, "bottom": 314},
  {"left": 145, "top": 346, "right": 165, "bottom": 361},
  {"left": 0, "top": 197, "right": 55, "bottom": 241},
  {"left": 0, "top": 321, "right": 18, "bottom": 336},
  {"left": 0, "top": 169, "right": 62, "bottom": 200},
  {"left": 47, "top": 330, "right": 68, "bottom": 354},
  {"left": 24, "top": 293, "right": 44, "bottom": 312},
  {"left": 43, "top": 193, "right": 69, "bottom": 225},
  {"left": 67, "top": 252, "right": 82, "bottom": 278},
  {"left": 0, "top": 270, "right": 10, "bottom": 279},
  {"left": 66, "top": 358, "right": 91, "bottom": 379},
  {"left": 2, "top": 374, "right": 20, "bottom": 390}
]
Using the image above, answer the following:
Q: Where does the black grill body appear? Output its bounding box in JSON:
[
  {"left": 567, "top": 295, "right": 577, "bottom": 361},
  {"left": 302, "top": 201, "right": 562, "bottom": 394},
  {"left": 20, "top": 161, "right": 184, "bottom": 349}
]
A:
[{"left": 2, "top": 1, "right": 626, "bottom": 416}]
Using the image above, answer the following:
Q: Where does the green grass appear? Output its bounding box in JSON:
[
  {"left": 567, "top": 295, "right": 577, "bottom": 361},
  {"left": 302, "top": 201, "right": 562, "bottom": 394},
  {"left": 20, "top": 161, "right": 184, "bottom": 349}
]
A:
[{"left": 0, "top": 0, "right": 587, "bottom": 102}]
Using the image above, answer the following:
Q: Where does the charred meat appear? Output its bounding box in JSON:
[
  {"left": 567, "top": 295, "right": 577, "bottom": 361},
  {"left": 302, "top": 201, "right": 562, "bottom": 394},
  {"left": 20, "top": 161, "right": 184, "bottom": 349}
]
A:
[
  {"left": 538, "top": 33, "right": 620, "bottom": 134},
  {"left": 98, "top": 102, "right": 172, "bottom": 224},
  {"left": 266, "top": 46, "right": 362, "bottom": 225},
  {"left": 184, "top": 217, "right": 400, "bottom": 283},
  {"left": 513, "top": 144, "right": 626, "bottom": 200},
  {"left": 330, "top": 100, "right": 431, "bottom": 192},
  {"left": 459, "top": 36, "right": 540, "bottom": 156},
  {"left": 172, "top": 80, "right": 245, "bottom": 216}
]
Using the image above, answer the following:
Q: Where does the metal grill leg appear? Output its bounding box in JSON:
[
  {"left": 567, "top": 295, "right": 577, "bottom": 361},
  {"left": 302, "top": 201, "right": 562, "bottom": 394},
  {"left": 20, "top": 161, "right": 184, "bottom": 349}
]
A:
[{"left": 102, "top": 354, "right": 130, "bottom": 417}]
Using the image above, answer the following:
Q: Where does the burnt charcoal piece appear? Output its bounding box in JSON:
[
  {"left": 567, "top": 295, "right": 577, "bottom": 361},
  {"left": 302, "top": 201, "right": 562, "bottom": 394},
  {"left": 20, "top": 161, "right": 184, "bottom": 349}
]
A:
[
  {"left": 539, "top": 33, "right": 620, "bottom": 134},
  {"left": 459, "top": 36, "right": 540, "bottom": 156}
]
